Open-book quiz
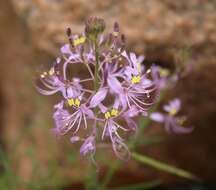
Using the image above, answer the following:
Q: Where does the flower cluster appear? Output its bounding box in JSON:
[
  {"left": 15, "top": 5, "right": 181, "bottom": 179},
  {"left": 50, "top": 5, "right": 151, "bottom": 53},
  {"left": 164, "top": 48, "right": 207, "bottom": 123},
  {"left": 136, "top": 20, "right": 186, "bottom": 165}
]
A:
[{"left": 35, "top": 17, "right": 192, "bottom": 160}]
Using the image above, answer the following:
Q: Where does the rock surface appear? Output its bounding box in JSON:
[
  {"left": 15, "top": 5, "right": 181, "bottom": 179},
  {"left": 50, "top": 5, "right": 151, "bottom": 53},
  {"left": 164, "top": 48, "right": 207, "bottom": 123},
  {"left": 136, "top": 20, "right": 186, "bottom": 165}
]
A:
[{"left": 12, "top": 0, "right": 216, "bottom": 62}]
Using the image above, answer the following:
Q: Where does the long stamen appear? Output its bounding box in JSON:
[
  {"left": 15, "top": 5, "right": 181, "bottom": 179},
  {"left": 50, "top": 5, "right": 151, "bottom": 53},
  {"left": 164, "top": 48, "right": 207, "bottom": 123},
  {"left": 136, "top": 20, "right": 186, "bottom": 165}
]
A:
[
  {"left": 79, "top": 78, "right": 94, "bottom": 83},
  {"left": 131, "top": 95, "right": 155, "bottom": 106},
  {"left": 35, "top": 86, "right": 61, "bottom": 96},
  {"left": 74, "top": 114, "right": 82, "bottom": 134},
  {"left": 125, "top": 94, "right": 131, "bottom": 108},
  {"left": 113, "top": 121, "right": 128, "bottom": 131},
  {"left": 39, "top": 78, "right": 57, "bottom": 90},
  {"left": 113, "top": 130, "right": 124, "bottom": 141},
  {"left": 128, "top": 96, "right": 148, "bottom": 112},
  {"left": 102, "top": 121, "right": 108, "bottom": 140},
  {"left": 66, "top": 113, "right": 80, "bottom": 133},
  {"left": 80, "top": 88, "right": 94, "bottom": 93},
  {"left": 62, "top": 110, "right": 79, "bottom": 122},
  {"left": 85, "top": 63, "right": 95, "bottom": 80},
  {"left": 83, "top": 113, "right": 88, "bottom": 129}
]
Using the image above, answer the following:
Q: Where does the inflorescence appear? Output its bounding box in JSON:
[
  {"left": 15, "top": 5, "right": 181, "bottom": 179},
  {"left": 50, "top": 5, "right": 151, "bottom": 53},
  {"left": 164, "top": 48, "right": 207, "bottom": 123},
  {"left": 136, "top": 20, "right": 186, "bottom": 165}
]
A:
[{"left": 35, "top": 17, "right": 192, "bottom": 161}]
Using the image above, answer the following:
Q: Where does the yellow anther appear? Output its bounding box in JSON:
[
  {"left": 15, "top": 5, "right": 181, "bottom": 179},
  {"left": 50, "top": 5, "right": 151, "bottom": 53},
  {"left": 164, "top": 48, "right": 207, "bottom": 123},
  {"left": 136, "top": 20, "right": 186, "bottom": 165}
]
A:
[
  {"left": 169, "top": 108, "right": 177, "bottom": 116},
  {"left": 48, "top": 67, "right": 55, "bottom": 76},
  {"left": 75, "top": 98, "right": 81, "bottom": 107},
  {"left": 105, "top": 112, "right": 111, "bottom": 119},
  {"left": 131, "top": 76, "right": 141, "bottom": 84},
  {"left": 112, "top": 31, "right": 119, "bottom": 37},
  {"left": 136, "top": 76, "right": 141, "bottom": 82},
  {"left": 159, "top": 68, "right": 170, "bottom": 77},
  {"left": 68, "top": 98, "right": 75, "bottom": 106},
  {"left": 40, "top": 71, "right": 47, "bottom": 78},
  {"left": 111, "top": 109, "right": 118, "bottom": 116},
  {"left": 137, "top": 62, "right": 141, "bottom": 73},
  {"left": 146, "top": 69, "right": 151, "bottom": 74},
  {"left": 73, "top": 36, "right": 86, "bottom": 46}
]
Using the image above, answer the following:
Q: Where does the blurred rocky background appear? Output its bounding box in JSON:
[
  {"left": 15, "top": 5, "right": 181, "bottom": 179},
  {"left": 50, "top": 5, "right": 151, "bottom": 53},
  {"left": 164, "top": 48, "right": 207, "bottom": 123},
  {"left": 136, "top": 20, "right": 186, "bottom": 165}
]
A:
[{"left": 0, "top": 0, "right": 216, "bottom": 189}]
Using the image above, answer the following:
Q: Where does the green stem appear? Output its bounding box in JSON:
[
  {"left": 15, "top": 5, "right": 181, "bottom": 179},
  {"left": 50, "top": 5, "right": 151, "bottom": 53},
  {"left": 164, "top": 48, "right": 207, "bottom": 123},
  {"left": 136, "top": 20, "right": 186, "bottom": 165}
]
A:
[
  {"left": 86, "top": 39, "right": 100, "bottom": 190},
  {"left": 132, "top": 152, "right": 196, "bottom": 180},
  {"left": 99, "top": 161, "right": 121, "bottom": 190},
  {"left": 94, "top": 41, "right": 100, "bottom": 91}
]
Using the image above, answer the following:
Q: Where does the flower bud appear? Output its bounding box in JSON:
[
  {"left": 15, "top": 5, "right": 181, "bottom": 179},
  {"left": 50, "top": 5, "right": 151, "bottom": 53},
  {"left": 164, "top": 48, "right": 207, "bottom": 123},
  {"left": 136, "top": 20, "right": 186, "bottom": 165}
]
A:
[
  {"left": 85, "top": 17, "right": 105, "bottom": 41},
  {"left": 66, "top": 27, "right": 72, "bottom": 37}
]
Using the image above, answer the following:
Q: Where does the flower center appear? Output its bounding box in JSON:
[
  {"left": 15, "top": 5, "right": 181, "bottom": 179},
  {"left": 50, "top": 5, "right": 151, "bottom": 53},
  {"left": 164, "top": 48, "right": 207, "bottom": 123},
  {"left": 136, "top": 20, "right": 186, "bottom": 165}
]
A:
[
  {"left": 73, "top": 36, "right": 86, "bottom": 46},
  {"left": 169, "top": 108, "right": 177, "bottom": 116},
  {"left": 68, "top": 98, "right": 81, "bottom": 107},
  {"left": 159, "top": 68, "right": 170, "bottom": 77},
  {"left": 112, "top": 31, "right": 119, "bottom": 37},
  {"left": 104, "top": 108, "right": 119, "bottom": 119},
  {"left": 48, "top": 67, "right": 55, "bottom": 76},
  {"left": 131, "top": 75, "right": 141, "bottom": 84}
]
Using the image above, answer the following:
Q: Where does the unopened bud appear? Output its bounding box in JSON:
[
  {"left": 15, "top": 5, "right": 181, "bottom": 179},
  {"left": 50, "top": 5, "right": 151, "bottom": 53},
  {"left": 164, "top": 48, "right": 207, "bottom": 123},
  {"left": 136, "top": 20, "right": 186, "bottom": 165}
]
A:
[
  {"left": 121, "top": 34, "right": 126, "bottom": 43},
  {"left": 85, "top": 17, "right": 105, "bottom": 41},
  {"left": 66, "top": 27, "right": 72, "bottom": 37},
  {"left": 114, "top": 22, "right": 120, "bottom": 33}
]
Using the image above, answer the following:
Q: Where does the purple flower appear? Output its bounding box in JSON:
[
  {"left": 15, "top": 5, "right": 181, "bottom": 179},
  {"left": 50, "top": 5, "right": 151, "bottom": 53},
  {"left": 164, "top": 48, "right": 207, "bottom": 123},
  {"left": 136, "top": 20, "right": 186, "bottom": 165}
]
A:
[
  {"left": 89, "top": 88, "right": 108, "bottom": 108},
  {"left": 70, "top": 127, "right": 97, "bottom": 157},
  {"left": 80, "top": 135, "right": 96, "bottom": 156},
  {"left": 35, "top": 18, "right": 192, "bottom": 161},
  {"left": 103, "top": 118, "right": 130, "bottom": 160},
  {"left": 36, "top": 58, "right": 94, "bottom": 103},
  {"left": 151, "top": 64, "right": 179, "bottom": 89},
  {"left": 122, "top": 105, "right": 139, "bottom": 132},
  {"left": 151, "top": 99, "right": 193, "bottom": 134},
  {"left": 98, "top": 101, "right": 138, "bottom": 160},
  {"left": 52, "top": 97, "right": 95, "bottom": 135},
  {"left": 122, "top": 51, "right": 145, "bottom": 82},
  {"left": 51, "top": 101, "right": 70, "bottom": 136},
  {"left": 35, "top": 59, "right": 65, "bottom": 96}
]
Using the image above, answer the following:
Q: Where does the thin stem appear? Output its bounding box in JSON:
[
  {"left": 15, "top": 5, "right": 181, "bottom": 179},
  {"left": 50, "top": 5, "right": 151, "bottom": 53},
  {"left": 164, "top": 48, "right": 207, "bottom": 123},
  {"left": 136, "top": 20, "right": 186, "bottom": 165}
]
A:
[
  {"left": 132, "top": 152, "right": 196, "bottom": 180},
  {"left": 93, "top": 39, "right": 100, "bottom": 120},
  {"left": 87, "top": 38, "right": 100, "bottom": 190},
  {"left": 99, "top": 161, "right": 121, "bottom": 190},
  {"left": 94, "top": 40, "right": 100, "bottom": 91}
]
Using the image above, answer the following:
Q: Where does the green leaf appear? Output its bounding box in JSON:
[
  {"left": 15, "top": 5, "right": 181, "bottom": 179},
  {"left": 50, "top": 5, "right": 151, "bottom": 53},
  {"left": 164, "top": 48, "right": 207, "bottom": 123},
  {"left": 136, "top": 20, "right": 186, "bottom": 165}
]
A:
[
  {"left": 99, "top": 161, "right": 121, "bottom": 190},
  {"left": 85, "top": 157, "right": 99, "bottom": 190},
  {"left": 132, "top": 152, "right": 196, "bottom": 180}
]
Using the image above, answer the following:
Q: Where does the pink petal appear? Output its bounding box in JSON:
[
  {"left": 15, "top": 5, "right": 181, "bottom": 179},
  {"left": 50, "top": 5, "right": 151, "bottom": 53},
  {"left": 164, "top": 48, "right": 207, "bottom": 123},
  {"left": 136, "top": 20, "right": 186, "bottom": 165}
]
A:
[
  {"left": 107, "top": 76, "right": 123, "bottom": 94},
  {"left": 150, "top": 112, "right": 164, "bottom": 122},
  {"left": 70, "top": 136, "right": 80, "bottom": 143},
  {"left": 61, "top": 44, "right": 71, "bottom": 54},
  {"left": 89, "top": 88, "right": 108, "bottom": 108}
]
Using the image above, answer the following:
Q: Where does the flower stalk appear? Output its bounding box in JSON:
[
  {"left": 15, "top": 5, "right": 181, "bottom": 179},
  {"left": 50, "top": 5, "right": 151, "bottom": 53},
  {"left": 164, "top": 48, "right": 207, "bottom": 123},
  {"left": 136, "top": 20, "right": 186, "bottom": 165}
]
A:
[
  {"left": 132, "top": 152, "right": 196, "bottom": 180},
  {"left": 94, "top": 40, "right": 100, "bottom": 91}
]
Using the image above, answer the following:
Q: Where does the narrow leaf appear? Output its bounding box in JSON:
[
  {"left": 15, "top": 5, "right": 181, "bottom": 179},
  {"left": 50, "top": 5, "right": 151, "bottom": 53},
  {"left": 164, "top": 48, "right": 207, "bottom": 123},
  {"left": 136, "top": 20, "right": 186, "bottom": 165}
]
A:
[{"left": 132, "top": 152, "right": 196, "bottom": 180}]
